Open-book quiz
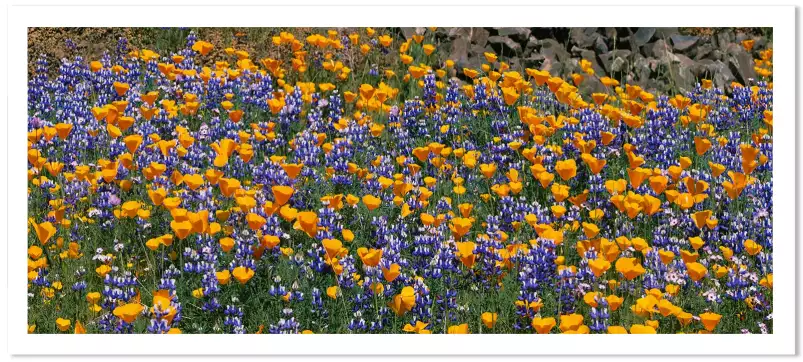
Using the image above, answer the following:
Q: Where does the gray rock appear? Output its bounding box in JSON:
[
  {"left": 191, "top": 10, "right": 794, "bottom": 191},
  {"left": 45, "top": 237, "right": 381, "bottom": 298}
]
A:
[
  {"left": 655, "top": 28, "right": 680, "bottom": 39},
  {"left": 594, "top": 36, "right": 609, "bottom": 54},
  {"left": 694, "top": 43, "right": 714, "bottom": 60},
  {"left": 753, "top": 36, "right": 768, "bottom": 51},
  {"left": 727, "top": 47, "right": 758, "bottom": 84},
  {"left": 599, "top": 49, "right": 631, "bottom": 72},
  {"left": 437, "top": 42, "right": 452, "bottom": 60},
  {"left": 697, "top": 59, "right": 735, "bottom": 89},
  {"left": 670, "top": 34, "right": 699, "bottom": 52},
  {"left": 570, "top": 45, "right": 586, "bottom": 56},
  {"left": 645, "top": 79, "right": 668, "bottom": 94},
  {"left": 448, "top": 28, "right": 471, "bottom": 39},
  {"left": 521, "top": 53, "right": 546, "bottom": 69},
  {"left": 633, "top": 27, "right": 656, "bottom": 47},
  {"left": 624, "top": 73, "right": 637, "bottom": 85},
  {"left": 691, "top": 59, "right": 712, "bottom": 77},
  {"left": 449, "top": 37, "right": 470, "bottom": 63},
  {"left": 524, "top": 36, "right": 539, "bottom": 53},
  {"left": 579, "top": 49, "right": 596, "bottom": 61},
  {"left": 506, "top": 57, "right": 523, "bottom": 73},
  {"left": 657, "top": 51, "right": 681, "bottom": 66},
  {"left": 496, "top": 27, "right": 531, "bottom": 43},
  {"left": 648, "top": 39, "right": 671, "bottom": 59},
  {"left": 540, "top": 56, "right": 563, "bottom": 76},
  {"left": 455, "top": 55, "right": 484, "bottom": 77},
  {"left": 674, "top": 53, "right": 696, "bottom": 67},
  {"left": 632, "top": 54, "right": 653, "bottom": 82},
  {"left": 433, "top": 27, "right": 450, "bottom": 40},
  {"left": 399, "top": 27, "right": 426, "bottom": 41},
  {"left": 488, "top": 35, "right": 522, "bottom": 56},
  {"left": 470, "top": 28, "right": 490, "bottom": 47},
  {"left": 425, "top": 25, "right": 751, "bottom": 95},
  {"left": 539, "top": 38, "right": 570, "bottom": 62},
  {"left": 670, "top": 61, "right": 696, "bottom": 92},
  {"left": 713, "top": 61, "right": 736, "bottom": 89},
  {"left": 579, "top": 75, "right": 606, "bottom": 94},
  {"left": 470, "top": 44, "right": 494, "bottom": 58},
  {"left": 715, "top": 29, "right": 735, "bottom": 50},
  {"left": 570, "top": 28, "right": 599, "bottom": 49},
  {"left": 611, "top": 56, "right": 628, "bottom": 73},
  {"left": 399, "top": 27, "right": 415, "bottom": 40}
]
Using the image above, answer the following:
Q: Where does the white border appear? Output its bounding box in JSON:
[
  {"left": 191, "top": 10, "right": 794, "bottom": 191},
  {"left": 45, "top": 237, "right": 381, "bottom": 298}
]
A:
[{"left": 3, "top": 2, "right": 796, "bottom": 356}]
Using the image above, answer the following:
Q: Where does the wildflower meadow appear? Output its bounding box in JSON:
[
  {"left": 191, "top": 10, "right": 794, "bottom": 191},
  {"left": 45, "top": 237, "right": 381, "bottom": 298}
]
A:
[{"left": 27, "top": 27, "right": 773, "bottom": 334}]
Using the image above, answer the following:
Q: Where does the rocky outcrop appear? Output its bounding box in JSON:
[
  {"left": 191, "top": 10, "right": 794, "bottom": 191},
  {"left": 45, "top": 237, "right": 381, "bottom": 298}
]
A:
[{"left": 432, "top": 27, "right": 770, "bottom": 95}]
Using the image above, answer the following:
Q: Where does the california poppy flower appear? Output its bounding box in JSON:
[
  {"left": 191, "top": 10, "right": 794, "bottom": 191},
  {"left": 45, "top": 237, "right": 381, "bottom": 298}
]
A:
[
  {"left": 554, "top": 159, "right": 577, "bottom": 181},
  {"left": 615, "top": 257, "right": 646, "bottom": 280},
  {"left": 55, "top": 318, "right": 71, "bottom": 332},
  {"left": 389, "top": 286, "right": 416, "bottom": 316},
  {"left": 447, "top": 324, "right": 469, "bottom": 334},
  {"left": 232, "top": 266, "right": 255, "bottom": 284},
  {"left": 32, "top": 221, "right": 56, "bottom": 244},
  {"left": 699, "top": 312, "right": 722, "bottom": 332},
  {"left": 588, "top": 258, "right": 611, "bottom": 277},
  {"left": 743, "top": 239, "right": 763, "bottom": 256},
  {"left": 362, "top": 195, "right": 381, "bottom": 211},
  {"left": 685, "top": 262, "right": 708, "bottom": 282},
  {"left": 402, "top": 321, "right": 430, "bottom": 334},
  {"left": 455, "top": 241, "right": 477, "bottom": 268},
  {"left": 357, "top": 247, "right": 382, "bottom": 267},
  {"left": 531, "top": 317, "right": 556, "bottom": 334},
  {"left": 296, "top": 211, "right": 318, "bottom": 237},
  {"left": 558, "top": 313, "right": 585, "bottom": 333},
  {"left": 630, "top": 324, "right": 657, "bottom": 334},
  {"left": 450, "top": 217, "right": 473, "bottom": 239},
  {"left": 113, "top": 303, "right": 144, "bottom": 324},
  {"left": 382, "top": 263, "right": 401, "bottom": 282}
]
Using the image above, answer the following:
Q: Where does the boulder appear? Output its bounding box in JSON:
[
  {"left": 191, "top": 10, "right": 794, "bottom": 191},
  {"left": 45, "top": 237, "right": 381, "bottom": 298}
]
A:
[
  {"left": 599, "top": 49, "right": 631, "bottom": 73},
  {"left": 696, "top": 59, "right": 735, "bottom": 89},
  {"left": 715, "top": 29, "right": 735, "bottom": 50},
  {"left": 399, "top": 27, "right": 426, "bottom": 41},
  {"left": 448, "top": 37, "right": 470, "bottom": 63},
  {"left": 594, "top": 35, "right": 609, "bottom": 54},
  {"left": 524, "top": 36, "right": 539, "bottom": 54},
  {"left": 655, "top": 28, "right": 680, "bottom": 39},
  {"left": 496, "top": 27, "right": 531, "bottom": 43},
  {"left": 693, "top": 42, "right": 715, "bottom": 60},
  {"left": 520, "top": 53, "right": 546, "bottom": 69},
  {"left": 578, "top": 76, "right": 606, "bottom": 94},
  {"left": 752, "top": 36, "right": 768, "bottom": 54},
  {"left": 669, "top": 60, "right": 696, "bottom": 93},
  {"left": 539, "top": 38, "right": 570, "bottom": 63},
  {"left": 727, "top": 47, "right": 758, "bottom": 84},
  {"left": 448, "top": 28, "right": 471, "bottom": 39},
  {"left": 570, "top": 28, "right": 599, "bottom": 49},
  {"left": 488, "top": 36, "right": 522, "bottom": 56},
  {"left": 540, "top": 56, "right": 564, "bottom": 76},
  {"left": 649, "top": 39, "right": 671, "bottom": 59},
  {"left": 632, "top": 54, "right": 654, "bottom": 83},
  {"left": 670, "top": 34, "right": 699, "bottom": 52},
  {"left": 470, "top": 28, "right": 490, "bottom": 47},
  {"left": 633, "top": 27, "right": 656, "bottom": 47},
  {"left": 611, "top": 56, "right": 628, "bottom": 73}
]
